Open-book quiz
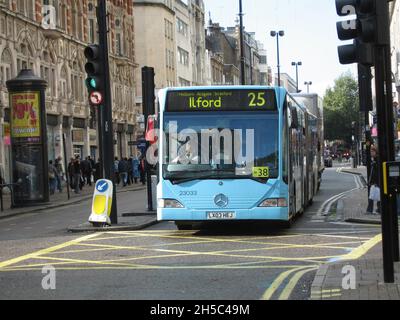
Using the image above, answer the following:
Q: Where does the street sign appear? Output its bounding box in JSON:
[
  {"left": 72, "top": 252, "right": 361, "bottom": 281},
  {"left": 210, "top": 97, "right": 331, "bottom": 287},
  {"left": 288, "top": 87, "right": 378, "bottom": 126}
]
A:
[
  {"left": 96, "top": 180, "right": 109, "bottom": 193},
  {"left": 89, "top": 91, "right": 103, "bottom": 105}
]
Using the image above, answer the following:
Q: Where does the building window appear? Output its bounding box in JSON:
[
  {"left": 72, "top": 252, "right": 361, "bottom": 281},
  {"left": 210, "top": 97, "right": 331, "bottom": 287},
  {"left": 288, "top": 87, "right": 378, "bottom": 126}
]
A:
[
  {"left": 116, "top": 32, "right": 123, "bottom": 56},
  {"left": 178, "top": 47, "right": 189, "bottom": 66},
  {"left": 177, "top": 18, "right": 188, "bottom": 37},
  {"left": 0, "top": 48, "right": 13, "bottom": 86}
]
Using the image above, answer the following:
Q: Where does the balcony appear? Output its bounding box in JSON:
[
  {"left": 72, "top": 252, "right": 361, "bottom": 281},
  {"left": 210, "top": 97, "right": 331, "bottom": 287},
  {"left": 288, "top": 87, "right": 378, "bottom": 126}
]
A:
[{"left": 42, "top": 27, "right": 63, "bottom": 40}]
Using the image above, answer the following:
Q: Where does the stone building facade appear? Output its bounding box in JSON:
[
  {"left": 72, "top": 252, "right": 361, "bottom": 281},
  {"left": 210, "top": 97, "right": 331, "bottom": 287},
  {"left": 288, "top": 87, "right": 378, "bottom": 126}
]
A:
[
  {"left": 133, "top": 0, "right": 206, "bottom": 110},
  {"left": 0, "top": 0, "right": 138, "bottom": 182}
]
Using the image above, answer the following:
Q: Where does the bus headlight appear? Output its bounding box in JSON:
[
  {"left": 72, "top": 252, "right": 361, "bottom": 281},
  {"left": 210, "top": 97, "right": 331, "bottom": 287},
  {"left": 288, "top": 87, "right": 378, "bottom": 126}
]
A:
[
  {"left": 158, "top": 199, "right": 184, "bottom": 209},
  {"left": 259, "top": 198, "right": 288, "bottom": 207}
]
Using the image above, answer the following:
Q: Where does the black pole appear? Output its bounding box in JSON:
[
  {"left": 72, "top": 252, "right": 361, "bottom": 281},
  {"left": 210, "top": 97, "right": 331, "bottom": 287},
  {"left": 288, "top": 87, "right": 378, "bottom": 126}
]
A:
[
  {"left": 62, "top": 133, "right": 70, "bottom": 200},
  {"left": 295, "top": 64, "right": 299, "bottom": 93},
  {"left": 374, "top": 44, "right": 395, "bottom": 283},
  {"left": 97, "top": 0, "right": 117, "bottom": 224},
  {"left": 384, "top": 45, "right": 400, "bottom": 263},
  {"left": 96, "top": 105, "right": 104, "bottom": 179},
  {"left": 239, "top": 0, "right": 245, "bottom": 85},
  {"left": 142, "top": 67, "right": 156, "bottom": 212},
  {"left": 358, "top": 64, "right": 373, "bottom": 183},
  {"left": 277, "top": 35, "right": 281, "bottom": 87}
]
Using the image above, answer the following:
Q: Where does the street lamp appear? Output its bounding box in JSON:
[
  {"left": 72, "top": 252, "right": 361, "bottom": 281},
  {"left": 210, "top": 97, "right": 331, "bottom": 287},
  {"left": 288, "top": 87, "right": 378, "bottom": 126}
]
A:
[
  {"left": 239, "top": 0, "right": 245, "bottom": 85},
  {"left": 291, "top": 61, "right": 302, "bottom": 93},
  {"left": 270, "top": 30, "right": 284, "bottom": 87},
  {"left": 304, "top": 81, "right": 313, "bottom": 93}
]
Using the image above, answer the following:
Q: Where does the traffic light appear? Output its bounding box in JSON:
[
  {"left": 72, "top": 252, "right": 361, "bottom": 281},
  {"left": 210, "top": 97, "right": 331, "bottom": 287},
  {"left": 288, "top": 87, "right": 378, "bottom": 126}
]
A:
[
  {"left": 335, "top": 0, "right": 389, "bottom": 65},
  {"left": 84, "top": 44, "right": 104, "bottom": 103}
]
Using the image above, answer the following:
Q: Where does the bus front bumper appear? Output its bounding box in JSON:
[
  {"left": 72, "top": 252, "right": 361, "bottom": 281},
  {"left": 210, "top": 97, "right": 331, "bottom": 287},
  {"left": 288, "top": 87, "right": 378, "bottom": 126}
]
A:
[{"left": 157, "top": 207, "right": 289, "bottom": 222}]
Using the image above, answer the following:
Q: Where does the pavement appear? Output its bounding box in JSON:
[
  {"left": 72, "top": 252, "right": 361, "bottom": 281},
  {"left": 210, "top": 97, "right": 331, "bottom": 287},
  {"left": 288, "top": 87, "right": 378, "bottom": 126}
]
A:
[
  {"left": 0, "top": 181, "right": 148, "bottom": 221},
  {"left": 311, "top": 164, "right": 400, "bottom": 300}
]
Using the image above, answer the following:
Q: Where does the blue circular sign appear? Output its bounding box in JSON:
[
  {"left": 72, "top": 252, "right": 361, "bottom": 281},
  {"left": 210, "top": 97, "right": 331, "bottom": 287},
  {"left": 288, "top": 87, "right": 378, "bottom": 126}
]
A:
[{"left": 96, "top": 180, "right": 109, "bottom": 193}]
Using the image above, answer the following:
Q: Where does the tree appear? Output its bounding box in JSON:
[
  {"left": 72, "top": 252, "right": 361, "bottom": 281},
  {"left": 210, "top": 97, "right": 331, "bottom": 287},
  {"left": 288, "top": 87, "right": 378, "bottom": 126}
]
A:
[{"left": 323, "top": 72, "right": 359, "bottom": 145}]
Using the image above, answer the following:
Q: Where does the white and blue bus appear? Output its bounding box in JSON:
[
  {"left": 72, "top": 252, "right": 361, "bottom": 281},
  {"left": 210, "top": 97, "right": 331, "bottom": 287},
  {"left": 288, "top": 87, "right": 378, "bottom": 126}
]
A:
[{"left": 156, "top": 86, "right": 320, "bottom": 230}]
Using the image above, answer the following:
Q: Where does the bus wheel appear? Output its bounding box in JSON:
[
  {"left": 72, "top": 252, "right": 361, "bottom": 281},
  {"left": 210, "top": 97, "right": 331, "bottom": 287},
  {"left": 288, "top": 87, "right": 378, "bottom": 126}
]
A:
[{"left": 175, "top": 223, "right": 193, "bottom": 231}]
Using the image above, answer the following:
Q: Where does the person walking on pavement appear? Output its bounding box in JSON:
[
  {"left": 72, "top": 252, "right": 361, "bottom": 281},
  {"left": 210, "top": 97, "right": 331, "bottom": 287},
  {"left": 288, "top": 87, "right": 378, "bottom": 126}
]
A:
[
  {"left": 88, "top": 156, "right": 95, "bottom": 183},
  {"left": 68, "top": 158, "right": 75, "bottom": 190},
  {"left": 140, "top": 156, "right": 146, "bottom": 185},
  {"left": 367, "top": 146, "right": 381, "bottom": 215},
  {"left": 118, "top": 158, "right": 129, "bottom": 187},
  {"left": 54, "top": 156, "right": 63, "bottom": 193},
  {"left": 94, "top": 159, "right": 102, "bottom": 182},
  {"left": 132, "top": 156, "right": 140, "bottom": 184},
  {"left": 114, "top": 157, "right": 120, "bottom": 185},
  {"left": 82, "top": 157, "right": 93, "bottom": 186},
  {"left": 128, "top": 156, "right": 133, "bottom": 185},
  {"left": 48, "top": 160, "right": 58, "bottom": 195},
  {"left": 73, "top": 156, "right": 83, "bottom": 194}
]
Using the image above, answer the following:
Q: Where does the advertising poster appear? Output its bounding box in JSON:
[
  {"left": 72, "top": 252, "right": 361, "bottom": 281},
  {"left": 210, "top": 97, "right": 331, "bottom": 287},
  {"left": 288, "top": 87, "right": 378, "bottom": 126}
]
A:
[{"left": 10, "top": 92, "right": 41, "bottom": 144}]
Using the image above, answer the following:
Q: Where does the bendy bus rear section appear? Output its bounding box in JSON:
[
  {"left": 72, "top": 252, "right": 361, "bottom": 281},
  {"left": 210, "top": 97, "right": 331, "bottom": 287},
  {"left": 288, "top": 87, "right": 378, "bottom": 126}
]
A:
[{"left": 155, "top": 86, "right": 324, "bottom": 230}]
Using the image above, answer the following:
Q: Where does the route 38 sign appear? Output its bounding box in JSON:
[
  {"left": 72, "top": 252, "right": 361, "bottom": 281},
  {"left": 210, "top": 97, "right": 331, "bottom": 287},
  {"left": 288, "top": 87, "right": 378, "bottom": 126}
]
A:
[{"left": 89, "top": 91, "right": 103, "bottom": 106}]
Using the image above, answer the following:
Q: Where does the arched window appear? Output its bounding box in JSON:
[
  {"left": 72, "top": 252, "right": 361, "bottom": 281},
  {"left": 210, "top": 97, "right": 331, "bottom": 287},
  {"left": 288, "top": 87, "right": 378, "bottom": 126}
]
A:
[
  {"left": 71, "top": 1, "right": 83, "bottom": 40},
  {"left": 17, "top": 0, "right": 34, "bottom": 19},
  {"left": 87, "top": 1, "right": 97, "bottom": 43},
  {"left": 71, "top": 60, "right": 84, "bottom": 102},
  {"left": 17, "top": 41, "right": 35, "bottom": 73},
  {"left": 0, "top": 48, "right": 13, "bottom": 86},
  {"left": 59, "top": 1, "right": 67, "bottom": 30},
  {"left": 17, "top": 0, "right": 25, "bottom": 15},
  {"left": 60, "top": 65, "right": 68, "bottom": 99},
  {"left": 40, "top": 49, "right": 57, "bottom": 97}
]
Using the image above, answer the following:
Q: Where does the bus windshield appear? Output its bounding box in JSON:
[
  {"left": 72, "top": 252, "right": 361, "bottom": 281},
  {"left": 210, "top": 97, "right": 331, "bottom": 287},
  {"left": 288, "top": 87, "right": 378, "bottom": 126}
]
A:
[{"left": 163, "top": 112, "right": 279, "bottom": 183}]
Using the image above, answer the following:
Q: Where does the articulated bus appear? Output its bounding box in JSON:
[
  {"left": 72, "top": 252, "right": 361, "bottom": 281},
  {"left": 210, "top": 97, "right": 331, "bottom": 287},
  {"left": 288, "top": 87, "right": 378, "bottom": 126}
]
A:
[
  {"left": 293, "top": 93, "right": 325, "bottom": 191},
  {"left": 156, "top": 86, "right": 321, "bottom": 230}
]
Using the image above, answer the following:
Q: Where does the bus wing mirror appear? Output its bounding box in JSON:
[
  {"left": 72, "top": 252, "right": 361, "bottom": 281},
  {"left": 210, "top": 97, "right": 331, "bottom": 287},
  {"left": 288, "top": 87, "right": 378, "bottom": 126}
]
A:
[{"left": 290, "top": 108, "right": 299, "bottom": 129}]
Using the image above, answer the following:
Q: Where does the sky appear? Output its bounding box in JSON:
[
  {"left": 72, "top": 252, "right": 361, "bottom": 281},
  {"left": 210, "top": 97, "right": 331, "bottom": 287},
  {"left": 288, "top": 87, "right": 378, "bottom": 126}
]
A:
[{"left": 203, "top": 0, "right": 357, "bottom": 97}]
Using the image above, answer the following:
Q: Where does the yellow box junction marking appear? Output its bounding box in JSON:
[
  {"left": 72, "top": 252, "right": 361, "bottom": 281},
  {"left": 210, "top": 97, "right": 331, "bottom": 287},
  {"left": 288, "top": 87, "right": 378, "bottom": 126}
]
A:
[
  {"left": 0, "top": 233, "right": 101, "bottom": 269},
  {"left": 0, "top": 230, "right": 382, "bottom": 301}
]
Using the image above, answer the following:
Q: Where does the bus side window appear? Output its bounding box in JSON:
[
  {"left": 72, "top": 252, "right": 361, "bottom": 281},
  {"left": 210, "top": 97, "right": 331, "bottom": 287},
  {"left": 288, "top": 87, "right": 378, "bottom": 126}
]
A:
[{"left": 283, "top": 98, "right": 289, "bottom": 184}]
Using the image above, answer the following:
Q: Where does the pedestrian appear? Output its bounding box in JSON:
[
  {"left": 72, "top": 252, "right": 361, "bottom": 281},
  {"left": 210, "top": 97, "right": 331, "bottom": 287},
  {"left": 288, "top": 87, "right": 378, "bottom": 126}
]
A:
[
  {"left": 67, "top": 158, "right": 75, "bottom": 190},
  {"left": 88, "top": 156, "right": 95, "bottom": 184},
  {"left": 81, "top": 157, "right": 93, "bottom": 186},
  {"left": 367, "top": 146, "right": 381, "bottom": 215},
  {"left": 48, "top": 160, "right": 57, "bottom": 195},
  {"left": 140, "top": 156, "right": 146, "bottom": 185},
  {"left": 94, "top": 159, "right": 102, "bottom": 181},
  {"left": 73, "top": 156, "right": 82, "bottom": 194},
  {"left": 132, "top": 156, "right": 140, "bottom": 184},
  {"left": 54, "top": 156, "right": 63, "bottom": 193},
  {"left": 118, "top": 157, "right": 129, "bottom": 187},
  {"left": 114, "top": 157, "right": 120, "bottom": 185},
  {"left": 127, "top": 156, "right": 133, "bottom": 185}
]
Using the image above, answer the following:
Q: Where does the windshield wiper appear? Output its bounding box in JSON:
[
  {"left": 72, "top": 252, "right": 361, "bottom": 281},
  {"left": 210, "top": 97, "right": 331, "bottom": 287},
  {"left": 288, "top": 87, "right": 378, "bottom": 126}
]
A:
[
  {"left": 169, "top": 169, "right": 235, "bottom": 185},
  {"left": 169, "top": 171, "right": 271, "bottom": 185}
]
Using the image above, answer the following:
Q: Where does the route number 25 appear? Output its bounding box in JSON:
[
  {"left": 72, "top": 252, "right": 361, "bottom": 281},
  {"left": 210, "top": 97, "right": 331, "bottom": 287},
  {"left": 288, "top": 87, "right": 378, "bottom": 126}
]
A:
[{"left": 248, "top": 92, "right": 266, "bottom": 107}]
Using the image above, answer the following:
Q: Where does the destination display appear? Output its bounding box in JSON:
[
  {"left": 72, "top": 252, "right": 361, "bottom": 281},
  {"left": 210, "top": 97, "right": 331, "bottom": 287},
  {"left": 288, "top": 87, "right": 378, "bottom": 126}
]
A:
[{"left": 166, "top": 89, "right": 278, "bottom": 112}]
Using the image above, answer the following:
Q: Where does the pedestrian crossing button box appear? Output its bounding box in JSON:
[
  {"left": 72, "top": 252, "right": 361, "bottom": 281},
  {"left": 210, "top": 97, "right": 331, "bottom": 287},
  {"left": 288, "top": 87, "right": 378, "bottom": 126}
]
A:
[{"left": 383, "top": 162, "right": 400, "bottom": 196}]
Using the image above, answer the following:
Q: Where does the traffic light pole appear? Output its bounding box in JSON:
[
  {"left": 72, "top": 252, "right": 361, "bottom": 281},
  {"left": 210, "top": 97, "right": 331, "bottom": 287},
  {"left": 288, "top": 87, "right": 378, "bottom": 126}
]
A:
[
  {"left": 384, "top": 44, "right": 400, "bottom": 263},
  {"left": 358, "top": 64, "right": 372, "bottom": 184},
  {"left": 374, "top": 44, "right": 395, "bottom": 282},
  {"left": 142, "top": 67, "right": 156, "bottom": 212},
  {"left": 97, "top": 0, "right": 118, "bottom": 224}
]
